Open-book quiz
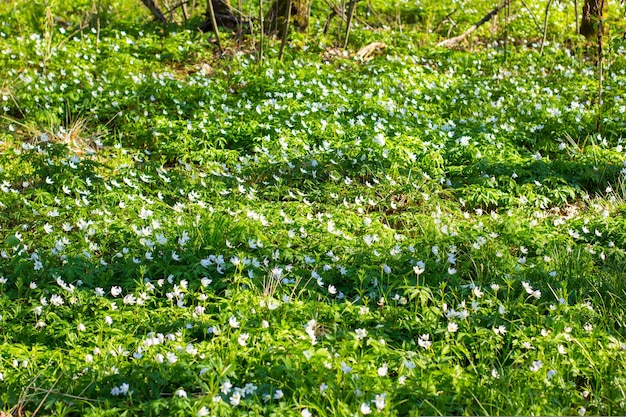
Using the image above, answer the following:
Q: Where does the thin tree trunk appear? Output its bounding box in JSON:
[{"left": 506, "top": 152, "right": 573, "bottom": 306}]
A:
[
  {"left": 574, "top": 0, "right": 579, "bottom": 34},
  {"left": 278, "top": 0, "right": 292, "bottom": 60},
  {"left": 539, "top": 0, "right": 553, "bottom": 56},
  {"left": 200, "top": 0, "right": 244, "bottom": 32},
  {"left": 343, "top": 0, "right": 358, "bottom": 49},
  {"left": 207, "top": 0, "right": 223, "bottom": 53},
  {"left": 259, "top": 0, "right": 264, "bottom": 63},
  {"left": 596, "top": 0, "right": 605, "bottom": 132}
]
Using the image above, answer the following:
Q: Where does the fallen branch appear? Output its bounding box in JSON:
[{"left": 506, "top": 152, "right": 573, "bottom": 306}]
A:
[
  {"left": 437, "top": 0, "right": 509, "bottom": 47},
  {"left": 355, "top": 41, "right": 386, "bottom": 60}
]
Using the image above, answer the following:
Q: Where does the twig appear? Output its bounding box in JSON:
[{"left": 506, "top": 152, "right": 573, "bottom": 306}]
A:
[
  {"left": 519, "top": 0, "right": 543, "bottom": 35},
  {"left": 31, "top": 373, "right": 63, "bottom": 417},
  {"left": 432, "top": 8, "right": 457, "bottom": 33},
  {"left": 164, "top": 0, "right": 192, "bottom": 17},
  {"left": 438, "top": 0, "right": 510, "bottom": 47},
  {"left": 29, "top": 387, "right": 103, "bottom": 402}
]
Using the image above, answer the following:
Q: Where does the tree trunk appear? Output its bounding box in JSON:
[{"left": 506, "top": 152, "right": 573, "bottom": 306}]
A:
[
  {"left": 140, "top": 0, "right": 167, "bottom": 23},
  {"left": 266, "top": 0, "right": 310, "bottom": 35},
  {"left": 200, "top": 0, "right": 242, "bottom": 31},
  {"left": 580, "top": 0, "right": 608, "bottom": 39}
]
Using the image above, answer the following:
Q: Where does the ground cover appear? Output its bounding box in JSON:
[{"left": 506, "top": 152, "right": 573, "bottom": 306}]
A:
[{"left": 2, "top": 0, "right": 626, "bottom": 415}]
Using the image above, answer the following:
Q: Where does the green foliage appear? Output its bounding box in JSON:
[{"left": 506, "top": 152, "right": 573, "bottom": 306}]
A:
[{"left": 2, "top": 0, "right": 626, "bottom": 415}]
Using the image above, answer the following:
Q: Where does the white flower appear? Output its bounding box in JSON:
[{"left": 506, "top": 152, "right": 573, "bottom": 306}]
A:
[
  {"left": 530, "top": 360, "right": 543, "bottom": 372},
  {"left": 418, "top": 334, "right": 432, "bottom": 349},
  {"left": 50, "top": 294, "right": 64, "bottom": 306},
  {"left": 413, "top": 263, "right": 425, "bottom": 276},
  {"left": 111, "top": 286, "right": 122, "bottom": 297},
  {"left": 197, "top": 406, "right": 210, "bottom": 417},
  {"left": 360, "top": 402, "right": 372, "bottom": 415},
  {"left": 493, "top": 325, "right": 507, "bottom": 335},
  {"left": 273, "top": 389, "right": 284, "bottom": 400},
  {"left": 175, "top": 389, "right": 187, "bottom": 398},
  {"left": 547, "top": 369, "right": 557, "bottom": 379},
  {"left": 373, "top": 133, "right": 386, "bottom": 147},
  {"left": 229, "top": 316, "right": 240, "bottom": 328},
  {"left": 355, "top": 328, "right": 367, "bottom": 340},
  {"left": 377, "top": 363, "right": 388, "bottom": 377},
  {"left": 301, "top": 409, "right": 312, "bottom": 417},
  {"left": 447, "top": 322, "right": 458, "bottom": 333},
  {"left": 472, "top": 287, "right": 483, "bottom": 298},
  {"left": 104, "top": 316, "right": 113, "bottom": 325},
  {"left": 238, "top": 333, "right": 250, "bottom": 346},
  {"left": 229, "top": 391, "right": 241, "bottom": 406},
  {"left": 220, "top": 381, "right": 233, "bottom": 394},
  {"left": 457, "top": 136, "right": 470, "bottom": 146},
  {"left": 374, "top": 394, "right": 386, "bottom": 411},
  {"left": 491, "top": 368, "right": 500, "bottom": 379}
]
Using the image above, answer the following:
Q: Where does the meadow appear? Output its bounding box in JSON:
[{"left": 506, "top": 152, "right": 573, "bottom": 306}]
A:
[{"left": 1, "top": 0, "right": 626, "bottom": 415}]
